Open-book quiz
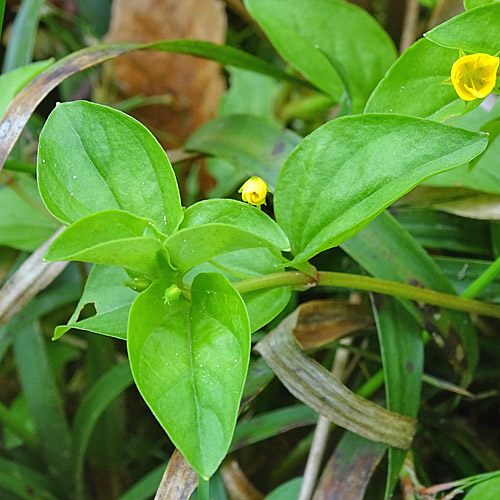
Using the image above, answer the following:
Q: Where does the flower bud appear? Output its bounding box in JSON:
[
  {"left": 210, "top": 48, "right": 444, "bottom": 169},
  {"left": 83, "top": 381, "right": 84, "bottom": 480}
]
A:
[
  {"left": 238, "top": 176, "right": 269, "bottom": 206},
  {"left": 451, "top": 53, "right": 499, "bottom": 101}
]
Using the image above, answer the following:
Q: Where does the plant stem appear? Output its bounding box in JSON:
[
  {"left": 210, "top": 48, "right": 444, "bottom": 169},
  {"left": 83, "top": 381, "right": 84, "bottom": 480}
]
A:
[
  {"left": 460, "top": 254, "right": 500, "bottom": 299},
  {"left": 197, "top": 474, "right": 209, "bottom": 500},
  {"left": 233, "top": 270, "right": 500, "bottom": 319},
  {"left": 3, "top": 159, "right": 36, "bottom": 175}
]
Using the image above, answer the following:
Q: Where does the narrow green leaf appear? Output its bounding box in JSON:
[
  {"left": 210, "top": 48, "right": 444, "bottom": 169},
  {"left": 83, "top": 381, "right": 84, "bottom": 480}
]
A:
[
  {"left": 393, "top": 207, "right": 491, "bottom": 256},
  {"left": 364, "top": 39, "right": 465, "bottom": 121},
  {"left": 0, "top": 59, "right": 52, "bottom": 118},
  {"left": 2, "top": 0, "right": 45, "bottom": 72},
  {"left": 341, "top": 210, "right": 478, "bottom": 385},
  {"left": 13, "top": 323, "right": 73, "bottom": 495},
  {"left": 434, "top": 256, "right": 500, "bottom": 302},
  {"left": 54, "top": 265, "right": 138, "bottom": 341},
  {"left": 72, "top": 362, "right": 134, "bottom": 500},
  {"left": 37, "top": 101, "right": 183, "bottom": 231},
  {"left": 0, "top": 40, "right": 310, "bottom": 172},
  {"left": 0, "top": 173, "right": 59, "bottom": 251},
  {"left": 274, "top": 114, "right": 488, "bottom": 262},
  {"left": 245, "top": 0, "right": 396, "bottom": 111},
  {"left": 230, "top": 405, "right": 317, "bottom": 451},
  {"left": 372, "top": 297, "right": 423, "bottom": 499},
  {"left": 180, "top": 199, "right": 289, "bottom": 250},
  {"left": 128, "top": 273, "right": 251, "bottom": 478},
  {"left": 185, "top": 115, "right": 300, "bottom": 189},
  {"left": 116, "top": 465, "right": 164, "bottom": 500},
  {"left": 44, "top": 210, "right": 173, "bottom": 279},
  {"left": 0, "top": 456, "right": 57, "bottom": 500},
  {"left": 425, "top": 4, "right": 500, "bottom": 53}
]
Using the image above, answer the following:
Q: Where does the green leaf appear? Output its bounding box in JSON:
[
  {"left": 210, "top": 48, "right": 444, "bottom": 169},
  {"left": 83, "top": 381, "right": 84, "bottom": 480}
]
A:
[
  {"left": 72, "top": 362, "right": 134, "bottom": 500},
  {"left": 45, "top": 210, "right": 173, "bottom": 279},
  {"left": 219, "top": 66, "right": 278, "bottom": 119},
  {"left": 54, "top": 265, "right": 138, "bottom": 341},
  {"left": 425, "top": 3, "right": 500, "bottom": 53},
  {"left": 393, "top": 207, "right": 491, "bottom": 256},
  {"left": 2, "top": 0, "right": 44, "bottom": 72},
  {"left": 341, "top": 211, "right": 478, "bottom": 385},
  {"left": 0, "top": 40, "right": 311, "bottom": 171},
  {"left": 166, "top": 219, "right": 287, "bottom": 273},
  {"left": 245, "top": 0, "right": 397, "bottom": 112},
  {"left": 365, "top": 39, "right": 466, "bottom": 121},
  {"left": 274, "top": 114, "right": 488, "bottom": 263},
  {"left": 37, "top": 101, "right": 183, "bottom": 231},
  {"left": 0, "top": 173, "right": 59, "bottom": 251},
  {"left": 230, "top": 405, "right": 317, "bottom": 452},
  {"left": 372, "top": 297, "right": 423, "bottom": 499},
  {"left": 180, "top": 199, "right": 289, "bottom": 250},
  {"left": 116, "top": 465, "right": 164, "bottom": 500},
  {"left": 13, "top": 323, "right": 73, "bottom": 495},
  {"left": 264, "top": 477, "right": 302, "bottom": 500},
  {"left": 183, "top": 248, "right": 291, "bottom": 332},
  {"left": 185, "top": 114, "right": 301, "bottom": 189},
  {"left": 464, "top": 0, "right": 500, "bottom": 8},
  {"left": 424, "top": 123, "right": 500, "bottom": 194},
  {"left": 464, "top": 477, "right": 500, "bottom": 499},
  {"left": 0, "top": 59, "right": 53, "bottom": 118},
  {"left": 128, "top": 273, "right": 251, "bottom": 478}
]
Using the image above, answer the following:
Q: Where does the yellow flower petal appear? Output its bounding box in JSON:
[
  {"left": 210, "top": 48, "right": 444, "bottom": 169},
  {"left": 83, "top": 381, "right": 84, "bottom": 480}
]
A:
[
  {"left": 451, "top": 53, "right": 499, "bottom": 101},
  {"left": 239, "top": 176, "right": 269, "bottom": 206}
]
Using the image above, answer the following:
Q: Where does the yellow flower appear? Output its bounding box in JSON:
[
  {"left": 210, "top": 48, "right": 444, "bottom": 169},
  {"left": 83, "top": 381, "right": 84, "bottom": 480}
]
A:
[
  {"left": 451, "top": 53, "right": 499, "bottom": 101},
  {"left": 239, "top": 176, "right": 269, "bottom": 206}
]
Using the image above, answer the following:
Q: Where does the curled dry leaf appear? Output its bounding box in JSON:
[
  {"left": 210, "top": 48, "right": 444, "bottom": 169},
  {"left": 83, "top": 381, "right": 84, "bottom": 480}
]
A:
[
  {"left": 104, "top": 0, "right": 227, "bottom": 148},
  {"left": 293, "top": 299, "right": 374, "bottom": 350},
  {"left": 255, "top": 311, "right": 416, "bottom": 450},
  {"left": 154, "top": 450, "right": 197, "bottom": 500}
]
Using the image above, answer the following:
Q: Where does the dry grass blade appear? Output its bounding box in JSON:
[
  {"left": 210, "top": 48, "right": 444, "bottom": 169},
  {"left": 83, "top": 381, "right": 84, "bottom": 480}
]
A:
[
  {"left": 0, "top": 227, "right": 67, "bottom": 327},
  {"left": 255, "top": 311, "right": 416, "bottom": 449},
  {"left": 154, "top": 450, "right": 197, "bottom": 500}
]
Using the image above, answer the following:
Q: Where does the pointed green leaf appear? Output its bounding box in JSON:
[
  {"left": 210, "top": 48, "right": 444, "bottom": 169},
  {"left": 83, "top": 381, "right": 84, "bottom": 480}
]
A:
[
  {"left": 45, "top": 210, "right": 173, "bottom": 279},
  {"left": 54, "top": 265, "right": 138, "bottom": 341},
  {"left": 37, "top": 101, "right": 183, "bottom": 232},
  {"left": 245, "top": 0, "right": 396, "bottom": 111},
  {"left": 365, "top": 39, "right": 466, "bottom": 121},
  {"left": 464, "top": 477, "right": 500, "bottom": 499},
  {"left": 128, "top": 273, "right": 251, "bottom": 478},
  {"left": 425, "top": 4, "right": 500, "bottom": 53},
  {"left": 464, "top": 0, "right": 500, "bottom": 8},
  {"left": 274, "top": 114, "right": 488, "bottom": 262},
  {"left": 372, "top": 297, "right": 423, "bottom": 499},
  {"left": 180, "top": 199, "right": 289, "bottom": 250}
]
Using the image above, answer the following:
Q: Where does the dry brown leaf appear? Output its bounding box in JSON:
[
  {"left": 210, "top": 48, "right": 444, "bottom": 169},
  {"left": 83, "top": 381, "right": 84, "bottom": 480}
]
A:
[
  {"left": 255, "top": 311, "right": 416, "bottom": 449},
  {"left": 220, "top": 460, "right": 264, "bottom": 500},
  {"left": 293, "top": 299, "right": 373, "bottom": 350},
  {"left": 428, "top": 0, "right": 465, "bottom": 29},
  {"left": 154, "top": 450, "right": 197, "bottom": 500},
  {"left": 104, "top": 0, "right": 227, "bottom": 149}
]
